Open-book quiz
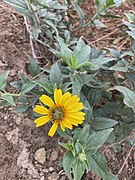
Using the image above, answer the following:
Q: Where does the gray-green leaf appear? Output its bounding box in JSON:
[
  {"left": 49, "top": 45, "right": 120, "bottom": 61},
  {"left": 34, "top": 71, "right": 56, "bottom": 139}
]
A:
[
  {"left": 115, "top": 86, "right": 135, "bottom": 112},
  {"left": 50, "top": 63, "right": 63, "bottom": 85},
  {"left": 85, "top": 128, "right": 113, "bottom": 153},
  {"left": 1, "top": 94, "right": 15, "bottom": 106},
  {"left": 0, "top": 71, "right": 9, "bottom": 90},
  {"left": 92, "top": 117, "right": 118, "bottom": 130}
]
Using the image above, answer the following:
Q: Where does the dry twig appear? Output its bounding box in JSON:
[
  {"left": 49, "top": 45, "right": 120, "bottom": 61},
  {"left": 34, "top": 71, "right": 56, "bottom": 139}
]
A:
[
  {"left": 90, "top": 29, "right": 118, "bottom": 45},
  {"left": 103, "top": 132, "right": 135, "bottom": 152},
  {"left": 23, "top": 16, "right": 37, "bottom": 59},
  {"left": 117, "top": 145, "right": 134, "bottom": 177},
  {"left": 118, "top": 37, "right": 130, "bottom": 50}
]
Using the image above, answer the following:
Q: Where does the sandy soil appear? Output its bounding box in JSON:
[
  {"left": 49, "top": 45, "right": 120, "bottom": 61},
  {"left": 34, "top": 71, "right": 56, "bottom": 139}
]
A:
[{"left": 0, "top": 0, "right": 134, "bottom": 180}]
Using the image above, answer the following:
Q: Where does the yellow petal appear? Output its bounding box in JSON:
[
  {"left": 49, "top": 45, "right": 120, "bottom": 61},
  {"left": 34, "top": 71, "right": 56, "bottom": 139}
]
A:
[
  {"left": 54, "top": 88, "right": 62, "bottom": 105},
  {"left": 33, "top": 105, "right": 50, "bottom": 115},
  {"left": 64, "top": 95, "right": 80, "bottom": 108},
  {"left": 60, "top": 121, "right": 66, "bottom": 131},
  {"left": 48, "top": 121, "right": 58, "bottom": 137},
  {"left": 34, "top": 115, "right": 49, "bottom": 123},
  {"left": 67, "top": 113, "right": 85, "bottom": 121},
  {"left": 36, "top": 121, "right": 48, "bottom": 127},
  {"left": 66, "top": 103, "right": 84, "bottom": 112},
  {"left": 61, "top": 92, "right": 72, "bottom": 105},
  {"left": 39, "top": 94, "right": 54, "bottom": 107},
  {"left": 67, "top": 111, "right": 85, "bottom": 117},
  {"left": 66, "top": 117, "right": 83, "bottom": 126},
  {"left": 62, "top": 119, "right": 73, "bottom": 129}
]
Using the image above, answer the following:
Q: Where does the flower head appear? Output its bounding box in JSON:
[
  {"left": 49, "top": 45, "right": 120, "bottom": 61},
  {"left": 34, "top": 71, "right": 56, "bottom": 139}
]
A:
[{"left": 33, "top": 88, "right": 85, "bottom": 137}]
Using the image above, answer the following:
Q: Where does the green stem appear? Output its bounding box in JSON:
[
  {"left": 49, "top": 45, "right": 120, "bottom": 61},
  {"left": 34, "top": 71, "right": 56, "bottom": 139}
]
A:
[
  {"left": 25, "top": 0, "right": 40, "bottom": 27},
  {"left": 1, "top": 90, "right": 21, "bottom": 97}
]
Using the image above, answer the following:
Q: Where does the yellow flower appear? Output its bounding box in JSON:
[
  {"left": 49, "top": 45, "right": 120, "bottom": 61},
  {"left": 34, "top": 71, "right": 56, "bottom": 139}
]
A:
[{"left": 33, "top": 88, "right": 85, "bottom": 137}]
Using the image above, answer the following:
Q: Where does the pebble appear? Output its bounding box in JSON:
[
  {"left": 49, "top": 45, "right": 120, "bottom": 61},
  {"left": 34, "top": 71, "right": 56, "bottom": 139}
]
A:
[
  {"left": 60, "top": 176, "right": 66, "bottom": 180},
  {"left": 48, "top": 172, "right": 59, "bottom": 180},
  {"left": 4, "top": 116, "right": 8, "bottom": 120},
  {"left": 43, "top": 168, "right": 49, "bottom": 173},
  {"left": 40, "top": 176, "right": 44, "bottom": 180},
  {"left": 48, "top": 167, "right": 54, "bottom": 172},
  {"left": 51, "top": 149, "right": 58, "bottom": 161},
  {"left": 34, "top": 148, "right": 46, "bottom": 164}
]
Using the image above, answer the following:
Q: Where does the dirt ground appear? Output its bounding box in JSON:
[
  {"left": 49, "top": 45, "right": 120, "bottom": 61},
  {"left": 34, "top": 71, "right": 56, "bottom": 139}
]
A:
[{"left": 0, "top": 0, "right": 134, "bottom": 180}]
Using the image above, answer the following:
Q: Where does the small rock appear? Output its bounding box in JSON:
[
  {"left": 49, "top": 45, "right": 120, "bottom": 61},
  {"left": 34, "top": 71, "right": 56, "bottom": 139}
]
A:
[
  {"left": 15, "top": 116, "right": 22, "bottom": 125},
  {"left": 43, "top": 168, "right": 49, "bottom": 173},
  {"left": 51, "top": 149, "right": 58, "bottom": 161},
  {"left": 6, "top": 127, "right": 19, "bottom": 145},
  {"left": 40, "top": 176, "right": 44, "bottom": 180},
  {"left": 60, "top": 176, "right": 66, "bottom": 180},
  {"left": 48, "top": 167, "right": 54, "bottom": 172},
  {"left": 48, "top": 172, "right": 59, "bottom": 180},
  {"left": 17, "top": 147, "right": 39, "bottom": 178},
  {"left": 34, "top": 148, "right": 46, "bottom": 164},
  {"left": 4, "top": 116, "right": 8, "bottom": 120}
]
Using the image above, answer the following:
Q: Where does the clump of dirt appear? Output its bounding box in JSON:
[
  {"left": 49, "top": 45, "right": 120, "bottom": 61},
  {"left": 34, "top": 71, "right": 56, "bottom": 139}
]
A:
[
  {"left": 0, "top": 1, "right": 31, "bottom": 74},
  {"left": 0, "top": 0, "right": 134, "bottom": 180}
]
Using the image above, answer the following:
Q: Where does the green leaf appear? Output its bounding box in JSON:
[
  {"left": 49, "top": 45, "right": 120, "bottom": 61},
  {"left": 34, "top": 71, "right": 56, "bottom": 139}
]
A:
[
  {"left": 75, "top": 141, "right": 83, "bottom": 154},
  {"left": 69, "top": 53, "right": 78, "bottom": 69},
  {"left": 31, "top": 26, "right": 41, "bottom": 40},
  {"left": 57, "top": 126, "right": 71, "bottom": 139},
  {"left": 10, "top": 81, "right": 22, "bottom": 89},
  {"left": 4, "top": 0, "right": 28, "bottom": 15},
  {"left": 50, "top": 63, "right": 63, "bottom": 85},
  {"left": 74, "top": 38, "right": 86, "bottom": 53},
  {"left": 58, "top": 142, "right": 71, "bottom": 150},
  {"left": 45, "top": 20, "right": 58, "bottom": 35},
  {"left": 0, "top": 100, "right": 12, "bottom": 107},
  {"left": 0, "top": 71, "right": 9, "bottom": 90},
  {"left": 115, "top": 86, "right": 135, "bottom": 112},
  {"left": 73, "top": 125, "right": 90, "bottom": 145},
  {"left": 19, "top": 73, "right": 31, "bottom": 84},
  {"left": 126, "top": 30, "right": 135, "bottom": 40},
  {"left": 132, "top": 40, "right": 135, "bottom": 53},
  {"left": 61, "top": 54, "right": 71, "bottom": 66},
  {"left": 93, "top": 19, "right": 106, "bottom": 28},
  {"left": 63, "top": 151, "right": 76, "bottom": 179},
  {"left": 33, "top": 81, "right": 53, "bottom": 94},
  {"left": 92, "top": 117, "right": 118, "bottom": 130},
  {"left": 124, "top": 13, "right": 135, "bottom": 23},
  {"left": 86, "top": 151, "right": 118, "bottom": 180},
  {"left": 110, "top": 60, "right": 128, "bottom": 72},
  {"left": 80, "top": 92, "right": 92, "bottom": 122},
  {"left": 75, "top": 44, "right": 91, "bottom": 66},
  {"left": 106, "top": 48, "right": 121, "bottom": 58},
  {"left": 72, "top": 2, "right": 85, "bottom": 25},
  {"left": 64, "top": 30, "right": 70, "bottom": 44},
  {"left": 101, "top": 14, "right": 121, "bottom": 18},
  {"left": 42, "top": 1, "right": 67, "bottom": 10},
  {"left": 90, "top": 57, "right": 115, "bottom": 70},
  {"left": 21, "top": 82, "right": 36, "bottom": 94},
  {"left": 85, "top": 128, "right": 113, "bottom": 153},
  {"left": 13, "top": 104, "right": 29, "bottom": 112},
  {"left": 1, "top": 94, "right": 15, "bottom": 106},
  {"left": 28, "top": 56, "right": 41, "bottom": 76},
  {"left": 114, "top": 0, "right": 123, "bottom": 7},
  {"left": 124, "top": 21, "right": 135, "bottom": 31},
  {"left": 78, "top": 62, "right": 93, "bottom": 68},
  {"left": 56, "top": 36, "right": 71, "bottom": 57},
  {"left": 72, "top": 160, "right": 85, "bottom": 180},
  {"left": 88, "top": 89, "right": 102, "bottom": 106},
  {"left": 61, "top": 82, "right": 73, "bottom": 92},
  {"left": 106, "top": 0, "right": 115, "bottom": 7},
  {"left": 72, "top": 74, "right": 84, "bottom": 95}
]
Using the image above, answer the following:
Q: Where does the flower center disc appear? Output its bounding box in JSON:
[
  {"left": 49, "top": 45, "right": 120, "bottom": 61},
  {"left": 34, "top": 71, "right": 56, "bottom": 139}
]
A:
[{"left": 52, "top": 107, "right": 64, "bottom": 121}]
